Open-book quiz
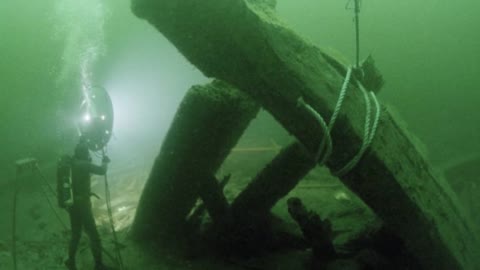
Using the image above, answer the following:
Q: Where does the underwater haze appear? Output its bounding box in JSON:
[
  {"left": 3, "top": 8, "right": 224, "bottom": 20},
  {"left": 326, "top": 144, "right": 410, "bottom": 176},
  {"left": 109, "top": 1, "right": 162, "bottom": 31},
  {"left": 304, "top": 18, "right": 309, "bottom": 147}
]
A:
[
  {"left": 1, "top": 0, "right": 479, "bottom": 182},
  {"left": 0, "top": 0, "right": 207, "bottom": 186},
  {"left": 0, "top": 0, "right": 479, "bottom": 269}
]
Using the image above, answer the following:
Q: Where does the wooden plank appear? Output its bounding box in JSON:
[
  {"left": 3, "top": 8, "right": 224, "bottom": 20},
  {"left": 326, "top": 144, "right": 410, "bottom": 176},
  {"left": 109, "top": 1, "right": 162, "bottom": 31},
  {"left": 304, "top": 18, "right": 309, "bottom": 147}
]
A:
[
  {"left": 130, "top": 0, "right": 479, "bottom": 269},
  {"left": 131, "top": 80, "right": 259, "bottom": 241},
  {"left": 231, "top": 142, "right": 315, "bottom": 221}
]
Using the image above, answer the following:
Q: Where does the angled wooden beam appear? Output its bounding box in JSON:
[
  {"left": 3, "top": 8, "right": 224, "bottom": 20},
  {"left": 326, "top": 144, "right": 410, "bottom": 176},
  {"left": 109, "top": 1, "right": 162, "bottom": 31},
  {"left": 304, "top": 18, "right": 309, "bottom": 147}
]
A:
[
  {"left": 131, "top": 80, "right": 259, "bottom": 241},
  {"left": 231, "top": 142, "right": 315, "bottom": 221},
  {"left": 131, "top": 0, "right": 479, "bottom": 269}
]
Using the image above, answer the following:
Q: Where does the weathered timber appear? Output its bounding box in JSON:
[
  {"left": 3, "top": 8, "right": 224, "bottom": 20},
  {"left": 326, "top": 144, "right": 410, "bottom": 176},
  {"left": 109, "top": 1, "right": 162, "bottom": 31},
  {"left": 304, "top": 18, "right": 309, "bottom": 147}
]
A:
[
  {"left": 187, "top": 174, "right": 231, "bottom": 230},
  {"left": 131, "top": 80, "right": 259, "bottom": 241},
  {"left": 443, "top": 156, "right": 480, "bottom": 233},
  {"left": 196, "top": 174, "right": 230, "bottom": 225},
  {"left": 131, "top": 0, "right": 479, "bottom": 268},
  {"left": 231, "top": 142, "right": 315, "bottom": 221},
  {"left": 356, "top": 56, "right": 384, "bottom": 94},
  {"left": 287, "top": 197, "right": 336, "bottom": 263},
  {"left": 323, "top": 54, "right": 384, "bottom": 94},
  {"left": 225, "top": 142, "right": 315, "bottom": 254}
]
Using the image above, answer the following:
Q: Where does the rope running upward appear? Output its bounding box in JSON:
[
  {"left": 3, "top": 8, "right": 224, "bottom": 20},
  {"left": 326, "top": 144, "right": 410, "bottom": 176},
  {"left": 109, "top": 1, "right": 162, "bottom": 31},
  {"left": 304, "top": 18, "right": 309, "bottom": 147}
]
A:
[{"left": 354, "top": 0, "right": 361, "bottom": 68}]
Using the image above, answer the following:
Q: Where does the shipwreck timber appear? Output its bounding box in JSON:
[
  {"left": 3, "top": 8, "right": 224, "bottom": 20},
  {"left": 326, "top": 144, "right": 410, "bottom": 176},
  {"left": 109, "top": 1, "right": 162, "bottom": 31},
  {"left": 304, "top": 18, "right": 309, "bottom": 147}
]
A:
[
  {"left": 132, "top": 81, "right": 259, "bottom": 240},
  {"left": 130, "top": 0, "right": 479, "bottom": 269}
]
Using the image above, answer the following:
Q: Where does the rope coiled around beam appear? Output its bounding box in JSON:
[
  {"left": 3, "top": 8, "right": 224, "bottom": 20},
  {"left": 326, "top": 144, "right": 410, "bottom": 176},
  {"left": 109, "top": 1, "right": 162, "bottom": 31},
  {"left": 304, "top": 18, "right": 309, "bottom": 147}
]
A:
[{"left": 297, "top": 67, "right": 381, "bottom": 176}]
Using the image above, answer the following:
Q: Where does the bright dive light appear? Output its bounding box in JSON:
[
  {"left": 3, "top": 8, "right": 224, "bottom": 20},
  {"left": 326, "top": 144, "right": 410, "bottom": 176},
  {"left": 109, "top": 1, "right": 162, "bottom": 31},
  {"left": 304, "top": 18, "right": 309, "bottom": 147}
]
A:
[{"left": 78, "top": 86, "right": 114, "bottom": 151}]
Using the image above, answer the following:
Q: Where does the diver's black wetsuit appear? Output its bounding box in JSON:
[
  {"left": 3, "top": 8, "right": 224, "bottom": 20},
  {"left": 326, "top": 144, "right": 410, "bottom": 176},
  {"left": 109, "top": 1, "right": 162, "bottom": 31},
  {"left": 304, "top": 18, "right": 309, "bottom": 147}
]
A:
[{"left": 68, "top": 159, "right": 107, "bottom": 266}]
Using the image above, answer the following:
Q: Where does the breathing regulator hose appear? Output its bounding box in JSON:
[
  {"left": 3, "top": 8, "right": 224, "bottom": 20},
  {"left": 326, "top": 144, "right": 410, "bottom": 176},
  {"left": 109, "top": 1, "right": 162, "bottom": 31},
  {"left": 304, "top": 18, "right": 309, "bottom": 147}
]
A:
[{"left": 102, "top": 149, "right": 125, "bottom": 270}]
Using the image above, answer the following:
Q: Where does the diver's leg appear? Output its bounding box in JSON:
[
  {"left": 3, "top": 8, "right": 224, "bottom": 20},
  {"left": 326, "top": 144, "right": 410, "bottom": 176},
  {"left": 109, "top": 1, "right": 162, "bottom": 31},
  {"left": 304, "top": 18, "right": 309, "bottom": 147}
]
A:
[
  {"left": 66, "top": 205, "right": 82, "bottom": 269},
  {"left": 83, "top": 204, "right": 103, "bottom": 266}
]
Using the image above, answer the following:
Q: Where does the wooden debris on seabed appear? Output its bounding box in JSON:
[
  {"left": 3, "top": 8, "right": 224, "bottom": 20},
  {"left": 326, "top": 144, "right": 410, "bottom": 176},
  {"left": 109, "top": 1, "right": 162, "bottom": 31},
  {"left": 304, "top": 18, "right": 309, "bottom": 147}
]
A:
[
  {"left": 130, "top": 0, "right": 479, "bottom": 269},
  {"left": 286, "top": 197, "right": 422, "bottom": 270},
  {"left": 287, "top": 197, "right": 336, "bottom": 263}
]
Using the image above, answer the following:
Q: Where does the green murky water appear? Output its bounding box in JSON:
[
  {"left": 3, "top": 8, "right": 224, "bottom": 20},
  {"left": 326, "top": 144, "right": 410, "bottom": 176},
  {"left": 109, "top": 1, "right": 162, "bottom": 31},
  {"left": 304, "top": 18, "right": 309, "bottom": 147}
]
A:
[{"left": 1, "top": 0, "right": 479, "bottom": 269}]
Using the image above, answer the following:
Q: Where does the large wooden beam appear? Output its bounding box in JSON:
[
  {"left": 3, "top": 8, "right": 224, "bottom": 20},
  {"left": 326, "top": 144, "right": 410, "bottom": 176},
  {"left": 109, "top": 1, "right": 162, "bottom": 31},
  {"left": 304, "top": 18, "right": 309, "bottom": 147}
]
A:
[
  {"left": 231, "top": 142, "right": 315, "bottom": 221},
  {"left": 131, "top": 80, "right": 259, "bottom": 241},
  {"left": 131, "top": 0, "right": 478, "bottom": 269}
]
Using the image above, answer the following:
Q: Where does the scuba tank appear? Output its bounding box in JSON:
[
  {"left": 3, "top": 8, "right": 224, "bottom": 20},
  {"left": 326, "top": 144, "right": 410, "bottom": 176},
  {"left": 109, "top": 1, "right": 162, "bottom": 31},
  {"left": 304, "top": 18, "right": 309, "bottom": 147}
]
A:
[{"left": 57, "top": 155, "right": 73, "bottom": 208}]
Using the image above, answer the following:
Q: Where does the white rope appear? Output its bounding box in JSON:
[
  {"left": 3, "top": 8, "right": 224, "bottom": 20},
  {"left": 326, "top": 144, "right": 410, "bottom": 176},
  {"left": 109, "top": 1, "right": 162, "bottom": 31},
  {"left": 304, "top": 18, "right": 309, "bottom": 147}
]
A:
[
  {"left": 297, "top": 97, "right": 332, "bottom": 163},
  {"left": 297, "top": 67, "right": 381, "bottom": 176},
  {"left": 320, "top": 67, "right": 353, "bottom": 165},
  {"left": 296, "top": 68, "right": 353, "bottom": 165},
  {"left": 334, "top": 82, "right": 381, "bottom": 177},
  {"left": 329, "top": 68, "right": 353, "bottom": 130},
  {"left": 368, "top": 91, "right": 381, "bottom": 146}
]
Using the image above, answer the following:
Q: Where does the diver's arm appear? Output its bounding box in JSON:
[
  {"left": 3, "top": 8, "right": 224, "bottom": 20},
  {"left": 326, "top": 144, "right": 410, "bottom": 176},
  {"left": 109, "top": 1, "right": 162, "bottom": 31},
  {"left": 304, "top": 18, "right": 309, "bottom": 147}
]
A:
[
  {"left": 89, "top": 162, "right": 108, "bottom": 175},
  {"left": 75, "top": 156, "right": 109, "bottom": 175},
  {"left": 89, "top": 155, "right": 110, "bottom": 175}
]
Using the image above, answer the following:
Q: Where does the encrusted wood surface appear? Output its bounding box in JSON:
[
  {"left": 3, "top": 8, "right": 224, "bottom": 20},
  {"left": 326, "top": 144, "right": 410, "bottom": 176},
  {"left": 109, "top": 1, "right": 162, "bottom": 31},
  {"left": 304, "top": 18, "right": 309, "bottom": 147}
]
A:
[
  {"left": 131, "top": 0, "right": 478, "bottom": 269},
  {"left": 131, "top": 81, "right": 259, "bottom": 240}
]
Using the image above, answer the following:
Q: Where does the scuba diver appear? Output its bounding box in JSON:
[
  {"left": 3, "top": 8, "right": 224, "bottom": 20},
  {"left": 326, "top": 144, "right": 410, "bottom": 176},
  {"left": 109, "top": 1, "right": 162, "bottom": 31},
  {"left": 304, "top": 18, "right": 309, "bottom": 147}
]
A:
[{"left": 63, "top": 137, "right": 114, "bottom": 270}]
